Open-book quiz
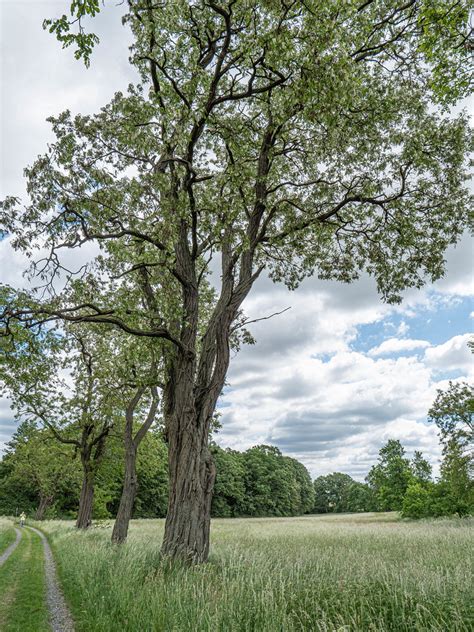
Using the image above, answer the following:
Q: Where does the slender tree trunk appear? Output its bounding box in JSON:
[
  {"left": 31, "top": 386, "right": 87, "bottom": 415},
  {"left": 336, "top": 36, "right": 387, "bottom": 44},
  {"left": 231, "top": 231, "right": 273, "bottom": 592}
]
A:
[
  {"left": 111, "top": 386, "right": 158, "bottom": 544},
  {"left": 75, "top": 429, "right": 109, "bottom": 529},
  {"left": 76, "top": 466, "right": 94, "bottom": 529},
  {"left": 111, "top": 444, "right": 138, "bottom": 543},
  {"left": 35, "top": 494, "right": 53, "bottom": 520},
  {"left": 161, "top": 412, "right": 216, "bottom": 563}
]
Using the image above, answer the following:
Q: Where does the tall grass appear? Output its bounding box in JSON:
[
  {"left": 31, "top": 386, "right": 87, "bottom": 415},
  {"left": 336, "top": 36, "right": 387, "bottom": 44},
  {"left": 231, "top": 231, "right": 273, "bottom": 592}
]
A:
[
  {"left": 42, "top": 513, "right": 473, "bottom": 631},
  {"left": 0, "top": 517, "right": 16, "bottom": 555}
]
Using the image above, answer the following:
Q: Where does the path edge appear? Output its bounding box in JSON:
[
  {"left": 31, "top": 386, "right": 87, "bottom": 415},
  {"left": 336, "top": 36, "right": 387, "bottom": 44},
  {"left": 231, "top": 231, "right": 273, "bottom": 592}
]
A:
[{"left": 27, "top": 525, "right": 75, "bottom": 632}]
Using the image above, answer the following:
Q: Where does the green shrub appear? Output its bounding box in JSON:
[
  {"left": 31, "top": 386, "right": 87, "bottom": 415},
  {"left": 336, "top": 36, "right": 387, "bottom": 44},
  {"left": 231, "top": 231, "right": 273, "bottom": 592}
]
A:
[{"left": 402, "top": 483, "right": 432, "bottom": 519}]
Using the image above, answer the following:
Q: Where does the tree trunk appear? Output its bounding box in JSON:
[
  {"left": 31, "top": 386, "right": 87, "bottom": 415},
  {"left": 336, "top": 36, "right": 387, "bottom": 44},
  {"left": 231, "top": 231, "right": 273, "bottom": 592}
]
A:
[
  {"left": 76, "top": 468, "right": 94, "bottom": 529},
  {"left": 111, "top": 386, "right": 158, "bottom": 544},
  {"left": 161, "top": 418, "right": 216, "bottom": 563},
  {"left": 111, "top": 445, "right": 138, "bottom": 544},
  {"left": 35, "top": 494, "right": 53, "bottom": 520}
]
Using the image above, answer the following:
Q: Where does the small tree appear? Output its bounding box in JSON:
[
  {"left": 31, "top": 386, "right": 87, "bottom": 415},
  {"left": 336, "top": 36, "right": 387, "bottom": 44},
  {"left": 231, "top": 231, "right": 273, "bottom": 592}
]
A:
[
  {"left": 367, "top": 440, "right": 413, "bottom": 511},
  {"left": 0, "top": 323, "right": 119, "bottom": 528},
  {"left": 401, "top": 482, "right": 432, "bottom": 519},
  {"left": 111, "top": 384, "right": 159, "bottom": 543}
]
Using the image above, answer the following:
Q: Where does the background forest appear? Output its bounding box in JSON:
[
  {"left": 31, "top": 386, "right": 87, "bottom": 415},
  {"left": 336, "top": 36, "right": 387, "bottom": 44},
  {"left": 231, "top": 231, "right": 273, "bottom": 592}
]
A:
[{"left": 1, "top": 418, "right": 471, "bottom": 521}]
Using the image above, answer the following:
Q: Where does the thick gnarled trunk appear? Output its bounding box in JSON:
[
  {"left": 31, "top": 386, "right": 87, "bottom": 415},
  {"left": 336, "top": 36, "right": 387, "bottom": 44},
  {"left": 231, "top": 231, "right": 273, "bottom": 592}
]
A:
[
  {"left": 111, "top": 445, "right": 138, "bottom": 544},
  {"left": 161, "top": 419, "right": 215, "bottom": 563},
  {"left": 159, "top": 216, "right": 254, "bottom": 563}
]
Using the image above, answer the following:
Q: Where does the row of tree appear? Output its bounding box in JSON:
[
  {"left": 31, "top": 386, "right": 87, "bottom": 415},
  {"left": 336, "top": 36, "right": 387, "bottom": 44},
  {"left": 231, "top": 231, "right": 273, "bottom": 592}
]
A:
[
  {"left": 1, "top": 379, "right": 471, "bottom": 521},
  {"left": 0, "top": 422, "right": 315, "bottom": 521}
]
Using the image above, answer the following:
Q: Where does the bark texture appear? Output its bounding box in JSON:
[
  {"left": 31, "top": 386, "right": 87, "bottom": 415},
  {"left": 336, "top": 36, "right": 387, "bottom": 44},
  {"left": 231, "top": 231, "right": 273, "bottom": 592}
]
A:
[
  {"left": 112, "top": 386, "right": 158, "bottom": 544},
  {"left": 161, "top": 418, "right": 216, "bottom": 562}
]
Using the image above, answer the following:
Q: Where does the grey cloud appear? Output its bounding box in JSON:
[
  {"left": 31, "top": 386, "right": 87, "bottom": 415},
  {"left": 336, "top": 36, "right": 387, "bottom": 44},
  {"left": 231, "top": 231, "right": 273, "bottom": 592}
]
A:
[
  {"left": 268, "top": 406, "right": 401, "bottom": 454},
  {"left": 274, "top": 373, "right": 314, "bottom": 400},
  {"left": 1, "top": 1, "right": 136, "bottom": 199}
]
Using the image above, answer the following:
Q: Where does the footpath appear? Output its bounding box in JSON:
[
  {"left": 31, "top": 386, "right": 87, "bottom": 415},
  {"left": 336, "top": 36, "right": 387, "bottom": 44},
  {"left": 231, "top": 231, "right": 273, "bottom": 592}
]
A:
[{"left": 0, "top": 521, "right": 74, "bottom": 632}]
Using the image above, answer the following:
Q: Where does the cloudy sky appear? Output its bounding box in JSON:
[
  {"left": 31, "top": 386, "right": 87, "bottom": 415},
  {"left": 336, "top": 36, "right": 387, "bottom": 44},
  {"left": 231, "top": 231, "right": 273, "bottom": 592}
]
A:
[{"left": 1, "top": 1, "right": 473, "bottom": 480}]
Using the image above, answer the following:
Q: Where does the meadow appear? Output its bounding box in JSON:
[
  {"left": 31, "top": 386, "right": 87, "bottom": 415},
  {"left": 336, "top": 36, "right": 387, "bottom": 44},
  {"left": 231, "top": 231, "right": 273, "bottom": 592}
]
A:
[{"left": 1, "top": 513, "right": 471, "bottom": 632}]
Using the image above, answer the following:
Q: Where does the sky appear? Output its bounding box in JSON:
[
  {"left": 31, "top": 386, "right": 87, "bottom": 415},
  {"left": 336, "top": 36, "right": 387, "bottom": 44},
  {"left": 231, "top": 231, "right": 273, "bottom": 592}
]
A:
[{"left": 0, "top": 1, "right": 473, "bottom": 480}]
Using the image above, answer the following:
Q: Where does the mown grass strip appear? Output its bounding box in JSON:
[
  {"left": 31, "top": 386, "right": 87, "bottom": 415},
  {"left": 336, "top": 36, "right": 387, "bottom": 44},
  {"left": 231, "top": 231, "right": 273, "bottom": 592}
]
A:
[
  {"left": 0, "top": 527, "right": 16, "bottom": 557},
  {"left": 0, "top": 526, "right": 49, "bottom": 632}
]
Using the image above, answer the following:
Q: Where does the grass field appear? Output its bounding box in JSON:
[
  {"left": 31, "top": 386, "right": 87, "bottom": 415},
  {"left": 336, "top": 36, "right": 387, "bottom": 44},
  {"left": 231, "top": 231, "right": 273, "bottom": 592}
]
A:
[{"left": 33, "top": 513, "right": 473, "bottom": 632}]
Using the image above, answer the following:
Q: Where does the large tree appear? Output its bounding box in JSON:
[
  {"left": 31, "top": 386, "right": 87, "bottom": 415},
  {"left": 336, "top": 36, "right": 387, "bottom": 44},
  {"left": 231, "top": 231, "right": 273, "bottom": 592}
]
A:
[{"left": 1, "top": 0, "right": 472, "bottom": 562}]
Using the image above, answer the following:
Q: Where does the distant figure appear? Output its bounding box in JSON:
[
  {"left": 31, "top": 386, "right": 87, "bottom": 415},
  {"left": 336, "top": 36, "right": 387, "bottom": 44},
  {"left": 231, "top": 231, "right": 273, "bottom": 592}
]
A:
[{"left": 19, "top": 512, "right": 26, "bottom": 527}]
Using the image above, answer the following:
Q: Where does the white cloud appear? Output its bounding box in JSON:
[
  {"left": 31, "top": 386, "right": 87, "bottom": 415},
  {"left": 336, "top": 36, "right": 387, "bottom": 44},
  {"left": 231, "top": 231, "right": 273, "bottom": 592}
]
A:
[
  {"left": 368, "top": 338, "right": 431, "bottom": 357},
  {"left": 218, "top": 346, "right": 447, "bottom": 479},
  {"left": 424, "top": 334, "right": 473, "bottom": 373}
]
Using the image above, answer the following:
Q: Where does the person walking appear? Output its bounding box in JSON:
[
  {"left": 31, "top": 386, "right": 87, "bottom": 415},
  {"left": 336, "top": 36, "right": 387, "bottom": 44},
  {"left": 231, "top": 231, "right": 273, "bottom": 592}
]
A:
[{"left": 19, "top": 512, "right": 26, "bottom": 527}]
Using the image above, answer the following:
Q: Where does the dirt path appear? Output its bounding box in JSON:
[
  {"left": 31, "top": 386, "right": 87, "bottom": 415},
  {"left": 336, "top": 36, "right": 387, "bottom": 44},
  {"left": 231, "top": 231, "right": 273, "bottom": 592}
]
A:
[
  {"left": 27, "top": 527, "right": 75, "bottom": 632},
  {"left": 0, "top": 527, "right": 21, "bottom": 566}
]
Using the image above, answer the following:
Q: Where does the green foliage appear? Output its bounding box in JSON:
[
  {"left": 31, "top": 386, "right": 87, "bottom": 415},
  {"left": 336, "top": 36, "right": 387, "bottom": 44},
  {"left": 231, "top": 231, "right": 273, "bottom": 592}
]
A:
[
  {"left": 1, "top": 433, "right": 315, "bottom": 520},
  {"left": 440, "top": 438, "right": 473, "bottom": 516},
  {"left": 411, "top": 450, "right": 433, "bottom": 484},
  {"left": 239, "top": 445, "right": 313, "bottom": 517},
  {"left": 428, "top": 380, "right": 474, "bottom": 446},
  {"left": 211, "top": 445, "right": 314, "bottom": 518},
  {"left": 313, "top": 472, "right": 376, "bottom": 513},
  {"left": 43, "top": 0, "right": 100, "bottom": 67},
  {"left": 402, "top": 482, "right": 433, "bottom": 519},
  {"left": 2, "top": 0, "right": 472, "bottom": 338},
  {"left": 0, "top": 423, "right": 81, "bottom": 517},
  {"left": 133, "top": 431, "right": 169, "bottom": 518},
  {"left": 402, "top": 479, "right": 473, "bottom": 520},
  {"left": 367, "top": 440, "right": 413, "bottom": 511},
  {"left": 211, "top": 446, "right": 246, "bottom": 518}
]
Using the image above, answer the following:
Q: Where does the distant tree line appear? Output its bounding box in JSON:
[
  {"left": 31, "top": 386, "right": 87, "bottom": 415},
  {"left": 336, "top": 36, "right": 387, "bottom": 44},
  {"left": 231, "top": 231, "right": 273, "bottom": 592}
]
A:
[
  {"left": 0, "top": 380, "right": 471, "bottom": 521},
  {"left": 0, "top": 425, "right": 315, "bottom": 520}
]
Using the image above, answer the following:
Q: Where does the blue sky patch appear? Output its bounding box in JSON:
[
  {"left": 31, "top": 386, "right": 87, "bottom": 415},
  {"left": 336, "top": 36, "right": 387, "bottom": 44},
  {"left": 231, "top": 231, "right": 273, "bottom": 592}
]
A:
[{"left": 352, "top": 293, "right": 473, "bottom": 355}]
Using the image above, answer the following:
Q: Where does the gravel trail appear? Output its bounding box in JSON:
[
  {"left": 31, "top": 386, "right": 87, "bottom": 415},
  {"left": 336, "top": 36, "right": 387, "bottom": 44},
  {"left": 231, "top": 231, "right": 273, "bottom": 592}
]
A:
[
  {"left": 0, "top": 527, "right": 21, "bottom": 566},
  {"left": 27, "top": 526, "right": 75, "bottom": 632}
]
